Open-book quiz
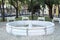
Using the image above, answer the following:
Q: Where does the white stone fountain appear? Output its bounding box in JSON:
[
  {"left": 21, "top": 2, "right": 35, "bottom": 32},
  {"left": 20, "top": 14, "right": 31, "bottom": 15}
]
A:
[{"left": 6, "top": 20, "right": 55, "bottom": 36}]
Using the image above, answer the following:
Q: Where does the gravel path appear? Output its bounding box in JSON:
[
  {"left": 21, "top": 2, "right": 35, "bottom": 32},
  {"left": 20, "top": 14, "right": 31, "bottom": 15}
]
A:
[{"left": 0, "top": 22, "right": 60, "bottom": 40}]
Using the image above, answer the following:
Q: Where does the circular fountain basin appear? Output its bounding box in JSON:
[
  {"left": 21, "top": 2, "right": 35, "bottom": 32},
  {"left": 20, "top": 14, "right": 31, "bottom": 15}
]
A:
[{"left": 6, "top": 20, "right": 55, "bottom": 36}]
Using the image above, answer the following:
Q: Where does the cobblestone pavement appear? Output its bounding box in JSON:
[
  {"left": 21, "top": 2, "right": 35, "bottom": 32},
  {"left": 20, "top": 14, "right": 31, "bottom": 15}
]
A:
[{"left": 0, "top": 22, "right": 60, "bottom": 40}]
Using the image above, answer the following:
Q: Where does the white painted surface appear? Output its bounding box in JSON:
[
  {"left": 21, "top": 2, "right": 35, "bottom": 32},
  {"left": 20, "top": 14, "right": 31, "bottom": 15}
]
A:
[
  {"left": 6, "top": 20, "right": 55, "bottom": 36},
  {"left": 37, "top": 17, "right": 45, "bottom": 21},
  {"left": 22, "top": 16, "right": 29, "bottom": 20},
  {"left": 52, "top": 17, "right": 60, "bottom": 23},
  {"left": 6, "top": 17, "right": 15, "bottom": 22}
]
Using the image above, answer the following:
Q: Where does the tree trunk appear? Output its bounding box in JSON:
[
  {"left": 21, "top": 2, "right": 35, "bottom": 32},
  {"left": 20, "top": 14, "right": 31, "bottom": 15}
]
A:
[
  {"left": 1, "top": 0, "right": 5, "bottom": 21},
  {"left": 0, "top": 5, "right": 1, "bottom": 10},
  {"left": 16, "top": 7, "right": 18, "bottom": 18},
  {"left": 58, "top": 5, "right": 60, "bottom": 17},
  {"left": 0, "top": 5, "right": 1, "bottom": 13},
  {"left": 16, "top": 1, "right": 18, "bottom": 18},
  {"left": 42, "top": 8, "right": 44, "bottom": 16},
  {"left": 31, "top": 0, "right": 33, "bottom": 20},
  {"left": 48, "top": 6, "right": 53, "bottom": 19},
  {"left": 31, "top": 10, "right": 35, "bottom": 20}
]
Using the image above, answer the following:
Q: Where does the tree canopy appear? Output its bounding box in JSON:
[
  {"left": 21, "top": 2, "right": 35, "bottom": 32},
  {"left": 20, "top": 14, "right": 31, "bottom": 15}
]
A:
[{"left": 1, "top": 0, "right": 60, "bottom": 21}]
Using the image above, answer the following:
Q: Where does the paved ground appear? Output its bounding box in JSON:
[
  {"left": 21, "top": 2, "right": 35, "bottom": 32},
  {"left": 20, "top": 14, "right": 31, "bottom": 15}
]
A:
[{"left": 0, "top": 22, "right": 60, "bottom": 40}]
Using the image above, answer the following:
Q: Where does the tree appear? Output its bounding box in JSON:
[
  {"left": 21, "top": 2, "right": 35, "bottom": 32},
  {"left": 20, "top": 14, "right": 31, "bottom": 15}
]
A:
[
  {"left": 1, "top": 0, "right": 5, "bottom": 21},
  {"left": 8, "top": 0, "right": 18, "bottom": 18},
  {"left": 8, "top": 0, "right": 24, "bottom": 18},
  {"left": 8, "top": 0, "right": 60, "bottom": 19},
  {"left": 8, "top": 0, "right": 45, "bottom": 19},
  {"left": 0, "top": 1, "right": 1, "bottom": 9},
  {"left": 45, "top": 0, "right": 60, "bottom": 19},
  {"left": 25, "top": 0, "right": 45, "bottom": 20},
  {"left": 27, "top": 0, "right": 60, "bottom": 19},
  {"left": 31, "top": 0, "right": 45, "bottom": 19}
]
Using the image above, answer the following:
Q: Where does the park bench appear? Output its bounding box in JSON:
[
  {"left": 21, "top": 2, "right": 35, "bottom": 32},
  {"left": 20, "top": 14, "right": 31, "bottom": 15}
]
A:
[
  {"left": 37, "top": 17, "right": 45, "bottom": 21},
  {"left": 52, "top": 17, "right": 60, "bottom": 23},
  {"left": 6, "top": 17, "right": 15, "bottom": 22},
  {"left": 22, "top": 16, "right": 29, "bottom": 20},
  {"left": 52, "top": 14, "right": 60, "bottom": 23}
]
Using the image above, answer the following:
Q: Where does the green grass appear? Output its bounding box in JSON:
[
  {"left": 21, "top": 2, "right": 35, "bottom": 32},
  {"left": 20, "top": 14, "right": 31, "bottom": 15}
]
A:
[
  {"left": 45, "top": 16, "right": 52, "bottom": 22},
  {"left": 15, "top": 16, "right": 38, "bottom": 20},
  {"left": 0, "top": 16, "right": 52, "bottom": 22},
  {"left": 0, "top": 18, "right": 7, "bottom": 22},
  {"left": 16, "top": 17, "right": 22, "bottom": 21},
  {"left": 14, "top": 16, "right": 52, "bottom": 21},
  {"left": 29, "top": 16, "right": 38, "bottom": 20}
]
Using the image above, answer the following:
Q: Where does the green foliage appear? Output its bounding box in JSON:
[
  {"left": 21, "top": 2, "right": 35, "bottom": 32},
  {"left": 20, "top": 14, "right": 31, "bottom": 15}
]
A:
[
  {"left": 15, "top": 15, "right": 38, "bottom": 20},
  {"left": 45, "top": 16, "right": 52, "bottom": 22},
  {"left": 29, "top": 16, "right": 38, "bottom": 20},
  {"left": 8, "top": 0, "right": 60, "bottom": 10},
  {"left": 16, "top": 17, "right": 22, "bottom": 20},
  {"left": 0, "top": 18, "right": 7, "bottom": 22},
  {"left": 0, "top": 1, "right": 2, "bottom": 5},
  {"left": 45, "top": 0, "right": 60, "bottom": 6},
  {"left": 54, "top": 0, "right": 60, "bottom": 5},
  {"left": 15, "top": 16, "right": 52, "bottom": 21}
]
